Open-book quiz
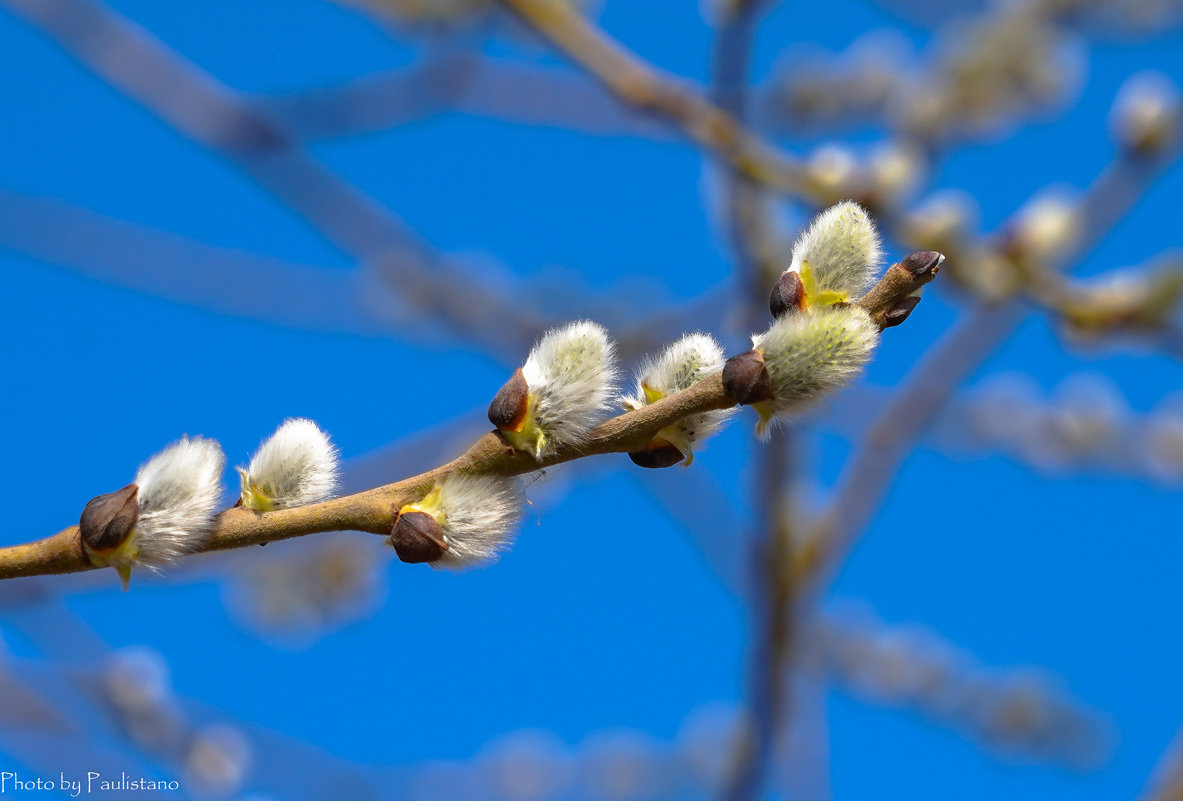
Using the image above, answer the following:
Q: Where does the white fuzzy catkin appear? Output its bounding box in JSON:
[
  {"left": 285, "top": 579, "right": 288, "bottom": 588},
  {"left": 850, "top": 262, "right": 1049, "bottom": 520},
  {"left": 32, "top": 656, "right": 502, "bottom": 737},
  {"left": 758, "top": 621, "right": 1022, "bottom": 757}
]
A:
[
  {"left": 517, "top": 320, "right": 618, "bottom": 458},
  {"left": 133, "top": 436, "right": 226, "bottom": 566},
  {"left": 239, "top": 418, "right": 340, "bottom": 511},
  {"left": 788, "top": 201, "right": 884, "bottom": 302},
  {"left": 621, "top": 333, "right": 735, "bottom": 460},
  {"left": 752, "top": 306, "right": 880, "bottom": 440},
  {"left": 433, "top": 474, "right": 522, "bottom": 569},
  {"left": 1111, "top": 71, "right": 1181, "bottom": 155}
]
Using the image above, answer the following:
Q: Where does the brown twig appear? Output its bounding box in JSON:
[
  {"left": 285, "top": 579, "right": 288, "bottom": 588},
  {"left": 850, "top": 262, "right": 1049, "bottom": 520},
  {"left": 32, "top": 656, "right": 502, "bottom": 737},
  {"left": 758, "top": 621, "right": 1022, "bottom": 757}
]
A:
[
  {"left": 0, "top": 374, "right": 732, "bottom": 581},
  {"left": 0, "top": 264, "right": 926, "bottom": 582},
  {"left": 497, "top": 0, "right": 822, "bottom": 199}
]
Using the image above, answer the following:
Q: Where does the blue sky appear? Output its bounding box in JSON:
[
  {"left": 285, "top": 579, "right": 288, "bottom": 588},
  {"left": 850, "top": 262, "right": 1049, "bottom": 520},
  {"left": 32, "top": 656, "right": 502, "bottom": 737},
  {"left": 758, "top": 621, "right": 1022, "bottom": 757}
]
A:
[{"left": 1, "top": 0, "right": 1182, "bottom": 799}]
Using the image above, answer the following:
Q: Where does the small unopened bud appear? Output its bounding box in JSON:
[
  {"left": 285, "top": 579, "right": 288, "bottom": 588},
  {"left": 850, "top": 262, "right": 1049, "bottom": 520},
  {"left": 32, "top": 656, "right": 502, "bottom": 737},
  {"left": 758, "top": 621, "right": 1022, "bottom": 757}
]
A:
[
  {"left": 722, "top": 349, "right": 773, "bottom": 406},
  {"left": 882, "top": 294, "right": 922, "bottom": 328},
  {"left": 621, "top": 333, "right": 735, "bottom": 467},
  {"left": 79, "top": 484, "right": 139, "bottom": 553},
  {"left": 769, "top": 270, "right": 807, "bottom": 319},
  {"left": 490, "top": 321, "right": 618, "bottom": 459},
  {"left": 390, "top": 476, "right": 521, "bottom": 569},
  {"left": 1111, "top": 71, "right": 1181, "bottom": 158},
  {"left": 787, "top": 201, "right": 884, "bottom": 307},
  {"left": 390, "top": 509, "right": 449, "bottom": 564},
  {"left": 628, "top": 439, "right": 687, "bottom": 469},
  {"left": 899, "top": 250, "right": 944, "bottom": 278}
]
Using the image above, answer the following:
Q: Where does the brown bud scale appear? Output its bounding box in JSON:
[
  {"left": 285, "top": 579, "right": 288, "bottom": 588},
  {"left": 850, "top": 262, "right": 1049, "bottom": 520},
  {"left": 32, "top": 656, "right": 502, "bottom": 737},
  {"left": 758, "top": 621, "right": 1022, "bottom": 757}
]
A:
[
  {"left": 78, "top": 485, "right": 137, "bottom": 553},
  {"left": 488, "top": 368, "right": 530, "bottom": 432},
  {"left": 390, "top": 510, "right": 449, "bottom": 564},
  {"left": 882, "top": 295, "right": 922, "bottom": 328},
  {"left": 722, "top": 349, "right": 773, "bottom": 406},
  {"left": 628, "top": 439, "right": 686, "bottom": 469},
  {"left": 899, "top": 250, "right": 944, "bottom": 279},
  {"left": 769, "top": 271, "right": 807, "bottom": 319},
  {"left": 79, "top": 484, "right": 140, "bottom": 553}
]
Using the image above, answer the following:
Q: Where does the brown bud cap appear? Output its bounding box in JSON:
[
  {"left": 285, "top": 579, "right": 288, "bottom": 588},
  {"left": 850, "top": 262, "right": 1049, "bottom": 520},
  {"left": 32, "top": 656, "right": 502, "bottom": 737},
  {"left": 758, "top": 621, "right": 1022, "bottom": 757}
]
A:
[
  {"left": 79, "top": 484, "right": 139, "bottom": 553},
  {"left": 882, "top": 295, "right": 922, "bottom": 328},
  {"left": 722, "top": 349, "right": 773, "bottom": 406},
  {"left": 488, "top": 368, "right": 530, "bottom": 432},
  {"left": 899, "top": 250, "right": 944, "bottom": 278},
  {"left": 390, "top": 509, "right": 449, "bottom": 564},
  {"left": 628, "top": 438, "right": 686, "bottom": 469},
  {"left": 769, "top": 271, "right": 807, "bottom": 319}
]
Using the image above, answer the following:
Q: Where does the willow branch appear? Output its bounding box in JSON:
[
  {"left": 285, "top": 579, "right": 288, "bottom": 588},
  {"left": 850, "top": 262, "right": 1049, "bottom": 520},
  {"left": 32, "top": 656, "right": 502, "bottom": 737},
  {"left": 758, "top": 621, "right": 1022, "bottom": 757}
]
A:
[
  {"left": 0, "top": 376, "right": 732, "bottom": 581},
  {"left": 0, "top": 263, "right": 928, "bottom": 582}
]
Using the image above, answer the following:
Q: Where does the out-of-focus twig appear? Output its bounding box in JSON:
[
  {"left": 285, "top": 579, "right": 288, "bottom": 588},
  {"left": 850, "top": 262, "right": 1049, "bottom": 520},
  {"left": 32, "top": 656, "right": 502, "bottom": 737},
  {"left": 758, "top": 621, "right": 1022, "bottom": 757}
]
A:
[
  {"left": 723, "top": 434, "right": 797, "bottom": 801},
  {"left": 705, "top": 3, "right": 805, "bottom": 799},
  {"left": 0, "top": 189, "right": 395, "bottom": 337},
  {"left": 710, "top": 0, "right": 784, "bottom": 331},
  {"left": 497, "top": 0, "right": 824, "bottom": 200},
  {"left": 1028, "top": 256, "right": 1183, "bottom": 343},
  {"left": 1140, "top": 726, "right": 1183, "bottom": 801},
  {"left": 253, "top": 50, "right": 483, "bottom": 141},
  {"left": 1, "top": 0, "right": 550, "bottom": 360},
  {"left": 815, "top": 300, "right": 1023, "bottom": 582},
  {"left": 812, "top": 602, "right": 1109, "bottom": 766},
  {"left": 258, "top": 58, "right": 678, "bottom": 143}
]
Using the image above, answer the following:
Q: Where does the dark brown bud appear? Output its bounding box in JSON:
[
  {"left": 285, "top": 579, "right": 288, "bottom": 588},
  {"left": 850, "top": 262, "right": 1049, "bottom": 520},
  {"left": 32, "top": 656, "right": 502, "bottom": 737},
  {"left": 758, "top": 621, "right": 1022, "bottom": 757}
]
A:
[
  {"left": 488, "top": 368, "right": 530, "bottom": 432},
  {"left": 722, "top": 349, "right": 773, "bottom": 406},
  {"left": 79, "top": 484, "right": 139, "bottom": 553},
  {"left": 628, "top": 438, "right": 686, "bottom": 469},
  {"left": 882, "top": 295, "right": 922, "bottom": 328},
  {"left": 769, "top": 270, "right": 807, "bottom": 319},
  {"left": 899, "top": 250, "right": 945, "bottom": 278},
  {"left": 390, "top": 509, "right": 449, "bottom": 564}
]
